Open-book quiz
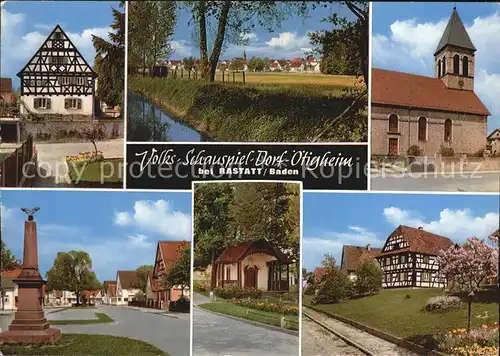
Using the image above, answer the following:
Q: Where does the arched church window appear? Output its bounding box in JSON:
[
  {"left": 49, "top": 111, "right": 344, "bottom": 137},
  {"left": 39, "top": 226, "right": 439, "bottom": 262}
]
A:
[
  {"left": 442, "top": 56, "right": 446, "bottom": 75},
  {"left": 388, "top": 114, "right": 399, "bottom": 133},
  {"left": 462, "top": 56, "right": 469, "bottom": 76},
  {"left": 453, "top": 54, "right": 460, "bottom": 74},
  {"left": 444, "top": 119, "right": 452, "bottom": 142},
  {"left": 418, "top": 117, "right": 427, "bottom": 141},
  {"left": 438, "top": 60, "right": 442, "bottom": 77}
]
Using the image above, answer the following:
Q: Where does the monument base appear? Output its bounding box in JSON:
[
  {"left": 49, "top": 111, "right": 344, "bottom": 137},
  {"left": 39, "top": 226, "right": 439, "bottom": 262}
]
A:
[{"left": 0, "top": 327, "right": 61, "bottom": 344}]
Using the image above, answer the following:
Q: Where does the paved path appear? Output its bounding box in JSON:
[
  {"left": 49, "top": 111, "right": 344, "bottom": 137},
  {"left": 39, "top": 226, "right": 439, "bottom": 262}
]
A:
[
  {"left": 303, "top": 307, "right": 417, "bottom": 356},
  {"left": 193, "top": 293, "right": 299, "bottom": 356},
  {"left": 33, "top": 138, "right": 124, "bottom": 187},
  {"left": 46, "top": 305, "right": 189, "bottom": 356},
  {"left": 371, "top": 171, "right": 500, "bottom": 192}
]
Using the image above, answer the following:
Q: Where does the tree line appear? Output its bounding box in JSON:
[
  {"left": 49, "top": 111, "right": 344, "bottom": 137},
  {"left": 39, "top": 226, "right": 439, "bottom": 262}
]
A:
[{"left": 194, "top": 182, "right": 300, "bottom": 274}]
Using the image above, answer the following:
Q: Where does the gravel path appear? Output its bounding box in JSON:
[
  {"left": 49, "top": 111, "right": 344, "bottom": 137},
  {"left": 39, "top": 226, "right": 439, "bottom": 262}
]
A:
[{"left": 303, "top": 307, "right": 418, "bottom": 356}]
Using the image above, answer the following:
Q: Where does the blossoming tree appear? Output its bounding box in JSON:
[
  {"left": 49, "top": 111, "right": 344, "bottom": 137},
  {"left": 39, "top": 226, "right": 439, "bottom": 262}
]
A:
[{"left": 438, "top": 237, "right": 499, "bottom": 331}]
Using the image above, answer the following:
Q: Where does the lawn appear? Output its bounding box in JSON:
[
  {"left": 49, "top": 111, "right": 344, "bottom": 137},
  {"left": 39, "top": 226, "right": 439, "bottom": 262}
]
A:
[
  {"left": 199, "top": 301, "right": 299, "bottom": 331},
  {"left": 48, "top": 307, "right": 97, "bottom": 314},
  {"left": 49, "top": 312, "right": 114, "bottom": 325},
  {"left": 303, "top": 288, "right": 499, "bottom": 340},
  {"left": 66, "top": 158, "right": 123, "bottom": 185},
  {"left": 0, "top": 334, "right": 166, "bottom": 355}
]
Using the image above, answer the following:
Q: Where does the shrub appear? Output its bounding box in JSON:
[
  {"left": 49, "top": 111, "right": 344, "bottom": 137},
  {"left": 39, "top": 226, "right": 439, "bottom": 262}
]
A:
[
  {"left": 213, "top": 286, "right": 263, "bottom": 299},
  {"left": 304, "top": 282, "right": 316, "bottom": 295},
  {"left": 312, "top": 268, "right": 354, "bottom": 304},
  {"left": 232, "top": 299, "right": 298, "bottom": 316},
  {"left": 424, "top": 295, "right": 462, "bottom": 312},
  {"left": 407, "top": 145, "right": 423, "bottom": 156},
  {"left": 355, "top": 259, "right": 383, "bottom": 295},
  {"left": 440, "top": 145, "right": 455, "bottom": 157},
  {"left": 193, "top": 280, "right": 209, "bottom": 293}
]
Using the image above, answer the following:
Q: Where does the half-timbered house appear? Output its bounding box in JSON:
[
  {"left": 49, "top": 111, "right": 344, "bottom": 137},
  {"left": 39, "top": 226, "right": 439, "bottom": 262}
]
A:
[
  {"left": 17, "top": 25, "right": 97, "bottom": 118},
  {"left": 210, "top": 239, "right": 293, "bottom": 292},
  {"left": 376, "top": 225, "right": 454, "bottom": 288},
  {"left": 340, "top": 244, "right": 383, "bottom": 281},
  {"left": 152, "top": 241, "right": 190, "bottom": 310}
]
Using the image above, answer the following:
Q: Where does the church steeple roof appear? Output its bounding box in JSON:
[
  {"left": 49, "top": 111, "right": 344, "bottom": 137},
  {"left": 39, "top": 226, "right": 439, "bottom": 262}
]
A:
[{"left": 434, "top": 7, "right": 476, "bottom": 55}]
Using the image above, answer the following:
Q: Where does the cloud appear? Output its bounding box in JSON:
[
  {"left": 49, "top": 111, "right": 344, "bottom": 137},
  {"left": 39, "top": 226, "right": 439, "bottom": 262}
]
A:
[
  {"left": 372, "top": 9, "right": 500, "bottom": 131},
  {"left": 302, "top": 226, "right": 383, "bottom": 270},
  {"left": 127, "top": 234, "right": 154, "bottom": 248},
  {"left": 114, "top": 200, "right": 191, "bottom": 240},
  {"left": 171, "top": 39, "right": 194, "bottom": 58},
  {"left": 241, "top": 32, "right": 258, "bottom": 41},
  {"left": 0, "top": 5, "right": 111, "bottom": 83},
  {"left": 383, "top": 207, "right": 499, "bottom": 242}
]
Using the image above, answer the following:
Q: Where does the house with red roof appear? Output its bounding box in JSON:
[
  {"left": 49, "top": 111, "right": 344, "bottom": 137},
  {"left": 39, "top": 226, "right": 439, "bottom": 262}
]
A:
[
  {"left": 375, "top": 225, "right": 454, "bottom": 288},
  {"left": 210, "top": 239, "right": 294, "bottom": 292},
  {"left": 152, "top": 241, "right": 190, "bottom": 310},
  {"left": 371, "top": 7, "right": 490, "bottom": 157},
  {"left": 102, "top": 280, "right": 117, "bottom": 305},
  {"left": 115, "top": 270, "right": 141, "bottom": 306},
  {"left": 340, "top": 244, "right": 383, "bottom": 281}
]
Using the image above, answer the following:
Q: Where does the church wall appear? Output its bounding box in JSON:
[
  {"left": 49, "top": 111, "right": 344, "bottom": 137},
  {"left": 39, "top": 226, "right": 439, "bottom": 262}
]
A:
[{"left": 371, "top": 105, "right": 487, "bottom": 156}]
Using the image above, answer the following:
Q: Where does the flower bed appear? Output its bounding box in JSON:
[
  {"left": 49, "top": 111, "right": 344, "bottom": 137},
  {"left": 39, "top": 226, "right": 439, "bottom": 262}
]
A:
[
  {"left": 434, "top": 322, "right": 499, "bottom": 355},
  {"left": 66, "top": 151, "right": 104, "bottom": 164},
  {"left": 232, "top": 299, "right": 299, "bottom": 316},
  {"left": 213, "top": 286, "right": 263, "bottom": 299}
]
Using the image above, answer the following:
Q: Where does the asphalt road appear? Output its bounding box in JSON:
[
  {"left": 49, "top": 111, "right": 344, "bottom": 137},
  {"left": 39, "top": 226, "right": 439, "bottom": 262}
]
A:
[
  {"left": 371, "top": 171, "right": 500, "bottom": 192},
  {"left": 192, "top": 293, "right": 299, "bottom": 356},
  {"left": 46, "top": 305, "right": 190, "bottom": 356}
]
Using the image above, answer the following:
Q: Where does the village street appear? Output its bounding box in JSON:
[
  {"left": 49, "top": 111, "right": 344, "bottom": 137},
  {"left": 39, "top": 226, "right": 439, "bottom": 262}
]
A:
[
  {"left": 45, "top": 305, "right": 190, "bottom": 356},
  {"left": 193, "top": 293, "right": 299, "bottom": 356},
  {"left": 302, "top": 307, "right": 418, "bottom": 356},
  {"left": 33, "top": 138, "right": 124, "bottom": 187},
  {"left": 371, "top": 171, "right": 500, "bottom": 192}
]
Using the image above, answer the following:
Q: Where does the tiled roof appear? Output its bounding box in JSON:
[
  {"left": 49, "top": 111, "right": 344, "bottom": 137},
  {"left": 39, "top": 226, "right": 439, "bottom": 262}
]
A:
[
  {"left": 372, "top": 68, "right": 490, "bottom": 116},
  {"left": 117, "top": 270, "right": 140, "bottom": 290},
  {"left": 341, "top": 245, "right": 383, "bottom": 272},
  {"left": 381, "top": 225, "right": 454, "bottom": 256},
  {"left": 314, "top": 267, "right": 328, "bottom": 282},
  {"left": 0, "top": 78, "right": 12, "bottom": 93},
  {"left": 215, "top": 239, "right": 292, "bottom": 263},
  {"left": 435, "top": 8, "right": 476, "bottom": 55}
]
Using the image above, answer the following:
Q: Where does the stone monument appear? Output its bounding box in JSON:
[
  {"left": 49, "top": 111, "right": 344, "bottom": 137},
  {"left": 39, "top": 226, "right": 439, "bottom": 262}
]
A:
[{"left": 0, "top": 208, "right": 61, "bottom": 344}]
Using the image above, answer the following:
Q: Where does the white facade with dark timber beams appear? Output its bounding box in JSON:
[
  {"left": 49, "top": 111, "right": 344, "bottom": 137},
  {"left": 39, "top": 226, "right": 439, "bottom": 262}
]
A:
[
  {"left": 376, "top": 225, "right": 454, "bottom": 289},
  {"left": 17, "top": 25, "right": 97, "bottom": 117}
]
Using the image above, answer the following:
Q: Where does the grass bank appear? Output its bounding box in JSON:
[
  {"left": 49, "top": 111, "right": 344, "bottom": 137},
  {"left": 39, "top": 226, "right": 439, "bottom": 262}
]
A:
[
  {"left": 127, "top": 76, "right": 367, "bottom": 142},
  {"left": 67, "top": 158, "right": 123, "bottom": 187},
  {"left": 199, "top": 301, "right": 299, "bottom": 331},
  {"left": 303, "top": 288, "right": 499, "bottom": 340},
  {"left": 49, "top": 312, "right": 114, "bottom": 325},
  {"left": 0, "top": 334, "right": 166, "bottom": 355}
]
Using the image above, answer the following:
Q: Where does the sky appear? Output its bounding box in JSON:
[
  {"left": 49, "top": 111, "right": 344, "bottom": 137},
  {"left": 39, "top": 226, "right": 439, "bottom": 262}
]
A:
[
  {"left": 0, "top": 0, "right": 121, "bottom": 88},
  {"left": 169, "top": 2, "right": 355, "bottom": 61},
  {"left": 302, "top": 192, "right": 499, "bottom": 272},
  {"left": 1, "top": 190, "right": 191, "bottom": 282},
  {"left": 372, "top": 2, "right": 500, "bottom": 134}
]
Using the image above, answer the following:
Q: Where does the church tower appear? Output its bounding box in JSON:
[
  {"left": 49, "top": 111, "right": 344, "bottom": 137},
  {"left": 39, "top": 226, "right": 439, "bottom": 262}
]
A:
[{"left": 434, "top": 6, "right": 476, "bottom": 91}]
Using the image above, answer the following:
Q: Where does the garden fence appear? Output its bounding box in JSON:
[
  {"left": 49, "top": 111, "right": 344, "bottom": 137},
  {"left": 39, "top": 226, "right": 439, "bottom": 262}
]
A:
[{"left": 0, "top": 134, "right": 35, "bottom": 187}]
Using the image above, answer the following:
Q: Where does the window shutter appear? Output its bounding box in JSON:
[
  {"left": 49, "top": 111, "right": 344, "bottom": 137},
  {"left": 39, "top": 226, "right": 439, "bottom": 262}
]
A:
[
  {"left": 34, "top": 98, "right": 39, "bottom": 109},
  {"left": 64, "top": 99, "right": 69, "bottom": 109},
  {"left": 77, "top": 99, "right": 82, "bottom": 109},
  {"left": 46, "top": 99, "right": 51, "bottom": 109}
]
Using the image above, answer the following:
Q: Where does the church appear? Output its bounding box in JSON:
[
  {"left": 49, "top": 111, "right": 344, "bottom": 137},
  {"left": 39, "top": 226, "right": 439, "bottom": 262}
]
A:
[
  {"left": 17, "top": 25, "right": 97, "bottom": 118},
  {"left": 371, "top": 7, "right": 490, "bottom": 157}
]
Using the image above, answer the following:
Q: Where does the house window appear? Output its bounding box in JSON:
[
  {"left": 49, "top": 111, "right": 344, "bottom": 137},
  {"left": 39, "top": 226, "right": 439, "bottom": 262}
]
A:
[
  {"left": 65, "top": 98, "right": 82, "bottom": 110},
  {"left": 438, "top": 59, "right": 442, "bottom": 77},
  {"left": 444, "top": 119, "right": 452, "bottom": 142},
  {"left": 442, "top": 56, "right": 446, "bottom": 74},
  {"left": 34, "top": 98, "right": 51, "bottom": 109},
  {"left": 49, "top": 56, "right": 68, "bottom": 65},
  {"left": 422, "top": 272, "right": 430, "bottom": 282},
  {"left": 418, "top": 117, "right": 427, "bottom": 141},
  {"left": 124, "top": 298, "right": 128, "bottom": 302},
  {"left": 400, "top": 255, "right": 406, "bottom": 264},
  {"left": 60, "top": 77, "right": 85, "bottom": 86},
  {"left": 388, "top": 114, "right": 398, "bottom": 133},
  {"left": 399, "top": 272, "right": 405, "bottom": 281},
  {"left": 226, "top": 266, "right": 231, "bottom": 280},
  {"left": 54, "top": 32, "right": 62, "bottom": 40},
  {"left": 453, "top": 54, "right": 460, "bottom": 74},
  {"left": 423, "top": 256, "right": 429, "bottom": 264},
  {"left": 385, "top": 257, "right": 390, "bottom": 265},
  {"left": 462, "top": 56, "right": 469, "bottom": 76}
]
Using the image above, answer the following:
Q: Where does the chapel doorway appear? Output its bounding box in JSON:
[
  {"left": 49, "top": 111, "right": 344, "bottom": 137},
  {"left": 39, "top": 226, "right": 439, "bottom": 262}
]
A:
[
  {"left": 244, "top": 266, "right": 258, "bottom": 288},
  {"left": 388, "top": 138, "right": 398, "bottom": 156}
]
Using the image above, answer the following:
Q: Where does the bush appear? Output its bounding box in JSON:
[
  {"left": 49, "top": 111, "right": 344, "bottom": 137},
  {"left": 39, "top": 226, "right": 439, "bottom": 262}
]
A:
[
  {"left": 193, "top": 280, "right": 209, "bottom": 293},
  {"left": 440, "top": 145, "right": 455, "bottom": 157},
  {"left": 213, "top": 286, "right": 263, "bottom": 299},
  {"left": 407, "top": 145, "right": 423, "bottom": 156},
  {"left": 312, "top": 268, "right": 354, "bottom": 304},
  {"left": 424, "top": 295, "right": 462, "bottom": 312},
  {"left": 304, "top": 282, "right": 316, "bottom": 295},
  {"left": 232, "top": 299, "right": 298, "bottom": 316},
  {"left": 355, "top": 259, "right": 383, "bottom": 295}
]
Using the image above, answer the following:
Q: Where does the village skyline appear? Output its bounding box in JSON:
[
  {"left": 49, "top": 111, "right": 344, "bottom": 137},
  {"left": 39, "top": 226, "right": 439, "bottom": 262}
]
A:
[
  {"left": 302, "top": 193, "right": 499, "bottom": 271},
  {"left": 1, "top": 190, "right": 192, "bottom": 281}
]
